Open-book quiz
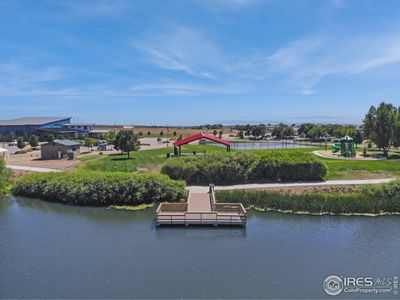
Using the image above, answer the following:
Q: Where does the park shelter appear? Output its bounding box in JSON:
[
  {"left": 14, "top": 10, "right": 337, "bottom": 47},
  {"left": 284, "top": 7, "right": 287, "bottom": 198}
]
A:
[
  {"left": 173, "top": 132, "right": 231, "bottom": 155},
  {"left": 0, "top": 147, "right": 8, "bottom": 159}
]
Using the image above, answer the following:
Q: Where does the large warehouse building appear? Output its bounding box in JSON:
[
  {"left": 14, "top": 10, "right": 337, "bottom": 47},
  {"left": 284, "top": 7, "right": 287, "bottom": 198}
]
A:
[{"left": 0, "top": 117, "right": 71, "bottom": 140}]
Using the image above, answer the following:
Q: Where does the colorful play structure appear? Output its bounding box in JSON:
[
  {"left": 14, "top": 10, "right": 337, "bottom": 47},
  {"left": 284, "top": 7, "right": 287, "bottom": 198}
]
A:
[
  {"left": 332, "top": 135, "right": 356, "bottom": 157},
  {"left": 173, "top": 132, "right": 231, "bottom": 156}
]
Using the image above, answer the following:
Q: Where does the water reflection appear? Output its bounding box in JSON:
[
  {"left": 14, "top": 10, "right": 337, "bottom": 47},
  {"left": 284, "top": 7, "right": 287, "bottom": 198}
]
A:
[
  {"left": 0, "top": 196, "right": 399, "bottom": 299},
  {"left": 13, "top": 196, "right": 153, "bottom": 223},
  {"left": 0, "top": 195, "right": 12, "bottom": 212}
]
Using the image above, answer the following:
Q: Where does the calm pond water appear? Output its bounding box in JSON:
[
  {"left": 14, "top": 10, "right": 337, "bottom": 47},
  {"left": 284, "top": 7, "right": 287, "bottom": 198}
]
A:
[{"left": 1, "top": 196, "right": 399, "bottom": 299}]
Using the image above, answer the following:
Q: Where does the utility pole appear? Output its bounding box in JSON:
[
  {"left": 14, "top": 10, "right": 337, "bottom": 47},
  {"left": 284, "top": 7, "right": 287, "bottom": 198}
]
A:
[{"left": 166, "top": 124, "right": 169, "bottom": 148}]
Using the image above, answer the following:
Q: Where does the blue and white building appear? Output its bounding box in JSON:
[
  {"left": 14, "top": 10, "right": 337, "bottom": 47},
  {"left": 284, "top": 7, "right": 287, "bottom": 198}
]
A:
[{"left": 0, "top": 117, "right": 71, "bottom": 140}]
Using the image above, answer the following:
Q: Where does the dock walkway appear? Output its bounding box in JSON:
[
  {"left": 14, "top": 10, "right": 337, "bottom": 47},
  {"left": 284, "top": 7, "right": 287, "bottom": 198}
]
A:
[
  {"left": 156, "top": 185, "right": 246, "bottom": 227},
  {"left": 187, "top": 193, "right": 211, "bottom": 211}
]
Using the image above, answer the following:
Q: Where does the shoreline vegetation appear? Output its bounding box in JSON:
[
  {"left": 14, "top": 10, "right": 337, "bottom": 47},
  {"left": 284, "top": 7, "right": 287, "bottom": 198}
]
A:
[
  {"left": 12, "top": 171, "right": 186, "bottom": 206},
  {"left": 216, "top": 181, "right": 400, "bottom": 216},
  {"left": 5, "top": 139, "right": 400, "bottom": 215},
  {"left": 0, "top": 157, "right": 11, "bottom": 194},
  {"left": 108, "top": 204, "right": 155, "bottom": 211}
]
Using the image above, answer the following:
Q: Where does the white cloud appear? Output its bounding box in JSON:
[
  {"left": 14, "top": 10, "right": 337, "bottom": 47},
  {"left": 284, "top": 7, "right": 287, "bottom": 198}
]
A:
[
  {"left": 134, "top": 27, "right": 224, "bottom": 79},
  {"left": 232, "top": 31, "right": 400, "bottom": 94},
  {"left": 129, "top": 81, "right": 245, "bottom": 96},
  {"left": 0, "top": 62, "right": 65, "bottom": 83},
  {"left": 55, "top": 0, "right": 133, "bottom": 18}
]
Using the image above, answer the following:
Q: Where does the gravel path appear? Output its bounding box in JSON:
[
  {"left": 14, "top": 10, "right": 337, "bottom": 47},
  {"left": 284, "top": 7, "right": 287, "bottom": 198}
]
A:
[
  {"left": 6, "top": 165, "right": 61, "bottom": 173},
  {"left": 187, "top": 178, "right": 396, "bottom": 192}
]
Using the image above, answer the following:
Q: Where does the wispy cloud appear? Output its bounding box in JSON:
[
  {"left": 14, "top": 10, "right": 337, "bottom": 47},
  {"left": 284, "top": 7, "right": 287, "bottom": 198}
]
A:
[
  {"left": 134, "top": 27, "right": 225, "bottom": 79},
  {"left": 231, "top": 31, "right": 400, "bottom": 94},
  {"left": 129, "top": 81, "right": 245, "bottom": 96},
  {"left": 0, "top": 62, "right": 65, "bottom": 84},
  {"left": 54, "top": 0, "right": 133, "bottom": 18},
  {"left": 204, "top": 0, "right": 260, "bottom": 8}
]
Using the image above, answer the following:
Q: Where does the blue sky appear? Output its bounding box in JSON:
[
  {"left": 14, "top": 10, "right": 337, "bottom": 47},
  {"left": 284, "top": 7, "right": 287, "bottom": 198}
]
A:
[{"left": 1, "top": 0, "right": 400, "bottom": 125}]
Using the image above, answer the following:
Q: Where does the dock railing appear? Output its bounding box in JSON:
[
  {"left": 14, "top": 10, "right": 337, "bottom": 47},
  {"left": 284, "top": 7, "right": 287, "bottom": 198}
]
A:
[
  {"left": 156, "top": 202, "right": 246, "bottom": 226},
  {"left": 156, "top": 210, "right": 246, "bottom": 226},
  {"left": 156, "top": 184, "right": 247, "bottom": 226}
]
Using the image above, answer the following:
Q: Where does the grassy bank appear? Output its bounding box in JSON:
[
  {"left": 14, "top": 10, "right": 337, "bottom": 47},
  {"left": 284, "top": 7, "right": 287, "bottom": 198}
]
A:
[
  {"left": 13, "top": 171, "right": 186, "bottom": 206},
  {"left": 216, "top": 181, "right": 400, "bottom": 215},
  {"left": 77, "top": 145, "right": 400, "bottom": 181},
  {"left": 321, "top": 158, "right": 400, "bottom": 179},
  {"left": 79, "top": 144, "right": 225, "bottom": 173}
]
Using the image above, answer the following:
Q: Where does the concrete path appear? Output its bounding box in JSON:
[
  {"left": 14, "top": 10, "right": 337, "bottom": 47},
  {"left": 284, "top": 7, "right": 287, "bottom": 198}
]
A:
[
  {"left": 187, "top": 178, "right": 396, "bottom": 193},
  {"left": 187, "top": 192, "right": 211, "bottom": 211},
  {"left": 6, "top": 165, "right": 61, "bottom": 173}
]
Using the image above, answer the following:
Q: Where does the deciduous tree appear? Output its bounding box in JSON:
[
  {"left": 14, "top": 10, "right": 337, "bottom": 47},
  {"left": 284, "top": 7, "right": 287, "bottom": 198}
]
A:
[
  {"left": 363, "top": 102, "right": 397, "bottom": 156},
  {"left": 113, "top": 130, "right": 140, "bottom": 158},
  {"left": 29, "top": 135, "right": 38, "bottom": 148}
]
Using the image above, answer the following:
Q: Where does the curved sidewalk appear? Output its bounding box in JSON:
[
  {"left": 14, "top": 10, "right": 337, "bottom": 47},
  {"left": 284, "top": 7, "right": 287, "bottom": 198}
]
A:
[{"left": 188, "top": 178, "right": 396, "bottom": 192}]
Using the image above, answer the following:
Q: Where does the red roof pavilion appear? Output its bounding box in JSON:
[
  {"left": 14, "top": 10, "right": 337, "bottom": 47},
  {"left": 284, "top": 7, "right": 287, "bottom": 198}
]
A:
[{"left": 173, "top": 132, "right": 231, "bottom": 155}]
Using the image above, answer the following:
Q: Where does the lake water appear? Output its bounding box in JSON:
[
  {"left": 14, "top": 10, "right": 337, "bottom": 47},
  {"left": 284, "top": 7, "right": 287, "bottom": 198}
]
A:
[{"left": 1, "top": 196, "right": 399, "bottom": 299}]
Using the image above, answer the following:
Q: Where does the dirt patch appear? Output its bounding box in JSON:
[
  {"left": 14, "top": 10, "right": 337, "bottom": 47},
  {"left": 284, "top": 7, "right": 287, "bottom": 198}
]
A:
[
  {"left": 7, "top": 151, "right": 82, "bottom": 170},
  {"left": 10, "top": 169, "right": 31, "bottom": 182},
  {"left": 251, "top": 184, "right": 364, "bottom": 195},
  {"left": 136, "top": 166, "right": 162, "bottom": 174}
]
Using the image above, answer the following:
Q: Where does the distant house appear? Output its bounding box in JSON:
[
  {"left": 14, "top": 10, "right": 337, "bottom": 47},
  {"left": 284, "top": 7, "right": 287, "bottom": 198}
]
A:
[
  {"left": 62, "top": 124, "right": 110, "bottom": 139},
  {"left": 41, "top": 139, "right": 81, "bottom": 160},
  {"left": 36, "top": 128, "right": 80, "bottom": 141},
  {"left": 0, "top": 117, "right": 71, "bottom": 140},
  {"left": 63, "top": 123, "right": 95, "bottom": 131},
  {"left": 88, "top": 129, "right": 110, "bottom": 139}
]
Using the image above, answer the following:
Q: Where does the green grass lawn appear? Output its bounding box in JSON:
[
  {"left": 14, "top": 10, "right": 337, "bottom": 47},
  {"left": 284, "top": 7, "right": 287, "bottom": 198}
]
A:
[
  {"left": 79, "top": 145, "right": 400, "bottom": 180},
  {"left": 319, "top": 158, "right": 400, "bottom": 179},
  {"left": 79, "top": 144, "right": 226, "bottom": 173}
]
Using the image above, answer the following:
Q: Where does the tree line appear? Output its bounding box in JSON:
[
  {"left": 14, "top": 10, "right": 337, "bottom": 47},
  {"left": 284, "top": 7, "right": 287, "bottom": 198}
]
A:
[
  {"left": 363, "top": 102, "right": 400, "bottom": 156},
  {"left": 233, "top": 123, "right": 362, "bottom": 142}
]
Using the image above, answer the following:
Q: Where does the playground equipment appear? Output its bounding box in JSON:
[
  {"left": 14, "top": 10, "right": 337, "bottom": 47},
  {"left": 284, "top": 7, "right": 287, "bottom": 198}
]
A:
[
  {"left": 331, "top": 136, "right": 356, "bottom": 157},
  {"left": 332, "top": 143, "right": 340, "bottom": 153}
]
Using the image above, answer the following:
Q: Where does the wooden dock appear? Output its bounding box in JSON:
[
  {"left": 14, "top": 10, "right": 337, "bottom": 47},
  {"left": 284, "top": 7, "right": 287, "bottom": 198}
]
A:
[{"left": 156, "top": 185, "right": 246, "bottom": 227}]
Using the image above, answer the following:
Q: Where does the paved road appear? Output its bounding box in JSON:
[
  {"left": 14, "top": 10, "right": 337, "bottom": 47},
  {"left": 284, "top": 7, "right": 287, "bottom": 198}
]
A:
[
  {"left": 188, "top": 178, "right": 396, "bottom": 192},
  {"left": 6, "top": 165, "right": 61, "bottom": 173}
]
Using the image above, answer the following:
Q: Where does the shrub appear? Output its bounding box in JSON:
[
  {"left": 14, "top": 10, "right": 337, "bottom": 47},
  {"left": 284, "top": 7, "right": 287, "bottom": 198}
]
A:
[
  {"left": 162, "top": 152, "right": 256, "bottom": 184},
  {"left": 13, "top": 171, "right": 186, "bottom": 206},
  {"left": 83, "top": 138, "right": 97, "bottom": 147},
  {"left": 29, "top": 135, "right": 39, "bottom": 148},
  {"left": 17, "top": 137, "right": 26, "bottom": 150},
  {"left": 0, "top": 157, "right": 11, "bottom": 194},
  {"left": 216, "top": 181, "right": 400, "bottom": 214},
  {"left": 252, "top": 152, "right": 327, "bottom": 181},
  {"left": 161, "top": 151, "right": 326, "bottom": 184}
]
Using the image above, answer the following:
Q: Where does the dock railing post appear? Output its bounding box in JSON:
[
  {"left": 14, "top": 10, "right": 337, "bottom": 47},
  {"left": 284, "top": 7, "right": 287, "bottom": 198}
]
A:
[{"left": 209, "top": 184, "right": 216, "bottom": 211}]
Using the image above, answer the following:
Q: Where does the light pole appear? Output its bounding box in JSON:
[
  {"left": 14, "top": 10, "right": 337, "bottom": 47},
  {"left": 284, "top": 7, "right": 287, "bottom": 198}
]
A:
[{"left": 166, "top": 124, "right": 169, "bottom": 148}]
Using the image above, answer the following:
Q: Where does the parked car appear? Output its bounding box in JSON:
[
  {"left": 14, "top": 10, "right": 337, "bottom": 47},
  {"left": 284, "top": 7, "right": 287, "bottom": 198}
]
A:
[
  {"left": 8, "top": 140, "right": 18, "bottom": 146},
  {"left": 97, "top": 143, "right": 107, "bottom": 151}
]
